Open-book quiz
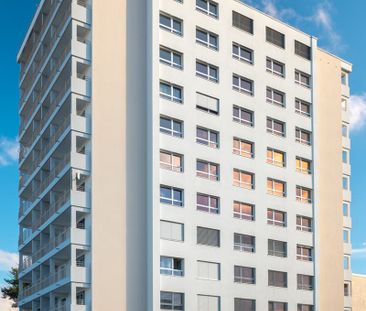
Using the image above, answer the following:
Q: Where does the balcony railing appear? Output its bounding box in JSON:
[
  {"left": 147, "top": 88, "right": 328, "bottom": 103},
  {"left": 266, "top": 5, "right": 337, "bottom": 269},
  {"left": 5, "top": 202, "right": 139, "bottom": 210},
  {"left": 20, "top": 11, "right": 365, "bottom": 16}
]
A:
[
  {"left": 20, "top": 228, "right": 70, "bottom": 272},
  {"left": 19, "top": 115, "right": 70, "bottom": 182},
  {"left": 31, "top": 192, "right": 70, "bottom": 231},
  {"left": 20, "top": 0, "right": 67, "bottom": 81},
  {"left": 19, "top": 264, "right": 69, "bottom": 299},
  {"left": 20, "top": 44, "right": 71, "bottom": 130},
  {"left": 20, "top": 8, "right": 71, "bottom": 107}
]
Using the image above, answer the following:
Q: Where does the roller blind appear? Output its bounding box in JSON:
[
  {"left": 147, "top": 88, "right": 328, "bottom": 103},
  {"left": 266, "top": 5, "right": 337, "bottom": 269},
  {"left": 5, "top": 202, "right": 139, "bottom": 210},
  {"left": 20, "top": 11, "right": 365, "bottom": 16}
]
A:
[{"left": 197, "top": 227, "right": 220, "bottom": 247}]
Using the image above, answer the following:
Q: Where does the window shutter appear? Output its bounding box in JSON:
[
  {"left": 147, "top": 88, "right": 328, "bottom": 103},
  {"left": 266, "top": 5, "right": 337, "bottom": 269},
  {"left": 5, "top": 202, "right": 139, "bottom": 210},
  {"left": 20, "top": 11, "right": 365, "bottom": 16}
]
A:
[
  {"left": 197, "top": 227, "right": 220, "bottom": 246},
  {"left": 160, "top": 220, "right": 183, "bottom": 241},
  {"left": 232, "top": 11, "right": 253, "bottom": 34},
  {"left": 295, "top": 40, "right": 311, "bottom": 60},
  {"left": 196, "top": 92, "right": 219, "bottom": 113}
]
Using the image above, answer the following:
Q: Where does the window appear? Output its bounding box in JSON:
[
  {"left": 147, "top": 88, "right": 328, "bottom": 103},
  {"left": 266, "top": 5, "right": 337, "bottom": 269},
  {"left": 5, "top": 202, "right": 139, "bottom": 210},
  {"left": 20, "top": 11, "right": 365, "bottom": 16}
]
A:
[
  {"left": 267, "top": 178, "right": 286, "bottom": 197},
  {"left": 266, "top": 27, "right": 285, "bottom": 48},
  {"left": 160, "top": 256, "right": 184, "bottom": 276},
  {"left": 295, "top": 128, "right": 311, "bottom": 145},
  {"left": 297, "top": 245, "right": 313, "bottom": 261},
  {"left": 343, "top": 202, "right": 350, "bottom": 217},
  {"left": 197, "top": 193, "right": 220, "bottom": 214},
  {"left": 160, "top": 116, "right": 183, "bottom": 137},
  {"left": 76, "top": 254, "right": 85, "bottom": 267},
  {"left": 266, "top": 87, "right": 285, "bottom": 107},
  {"left": 266, "top": 58, "right": 285, "bottom": 77},
  {"left": 267, "top": 209, "right": 286, "bottom": 227},
  {"left": 196, "top": 60, "right": 219, "bottom": 82},
  {"left": 197, "top": 261, "right": 220, "bottom": 280},
  {"left": 341, "top": 71, "right": 348, "bottom": 86},
  {"left": 233, "top": 43, "right": 253, "bottom": 64},
  {"left": 296, "top": 157, "right": 311, "bottom": 174},
  {"left": 296, "top": 186, "right": 312, "bottom": 203},
  {"left": 161, "top": 291, "right": 184, "bottom": 310},
  {"left": 234, "top": 233, "right": 255, "bottom": 253},
  {"left": 269, "top": 302, "right": 287, "bottom": 311},
  {"left": 160, "top": 185, "right": 183, "bottom": 206},
  {"left": 233, "top": 138, "right": 254, "bottom": 159},
  {"left": 267, "top": 148, "right": 285, "bottom": 167},
  {"left": 296, "top": 216, "right": 312, "bottom": 232},
  {"left": 196, "top": 0, "right": 218, "bottom": 17},
  {"left": 344, "top": 282, "right": 351, "bottom": 296},
  {"left": 233, "top": 106, "right": 254, "bottom": 126},
  {"left": 297, "top": 304, "right": 313, "bottom": 311},
  {"left": 267, "top": 118, "right": 285, "bottom": 137},
  {"left": 196, "top": 92, "right": 219, "bottom": 115},
  {"left": 160, "top": 151, "right": 183, "bottom": 172},
  {"left": 234, "top": 201, "right": 255, "bottom": 221},
  {"left": 234, "top": 266, "right": 255, "bottom": 284},
  {"left": 233, "top": 169, "right": 255, "bottom": 190},
  {"left": 343, "top": 175, "right": 350, "bottom": 190},
  {"left": 232, "top": 11, "right": 253, "bottom": 34},
  {"left": 341, "top": 98, "right": 348, "bottom": 111},
  {"left": 76, "top": 291, "right": 85, "bottom": 305},
  {"left": 197, "top": 227, "right": 220, "bottom": 247},
  {"left": 196, "top": 127, "right": 219, "bottom": 148},
  {"left": 233, "top": 74, "right": 254, "bottom": 95},
  {"left": 196, "top": 28, "right": 218, "bottom": 49},
  {"left": 295, "top": 70, "right": 311, "bottom": 88},
  {"left": 160, "top": 46, "right": 183, "bottom": 69},
  {"left": 160, "top": 81, "right": 183, "bottom": 103},
  {"left": 235, "top": 298, "right": 256, "bottom": 311},
  {"left": 268, "top": 270, "right": 287, "bottom": 287},
  {"left": 344, "top": 255, "right": 350, "bottom": 270},
  {"left": 197, "top": 295, "right": 220, "bottom": 311},
  {"left": 344, "top": 229, "right": 350, "bottom": 244},
  {"left": 342, "top": 123, "right": 349, "bottom": 137},
  {"left": 295, "top": 40, "right": 311, "bottom": 60},
  {"left": 268, "top": 239, "right": 287, "bottom": 257},
  {"left": 295, "top": 99, "right": 311, "bottom": 117},
  {"left": 342, "top": 149, "right": 349, "bottom": 163},
  {"left": 159, "top": 13, "right": 183, "bottom": 35},
  {"left": 297, "top": 274, "right": 314, "bottom": 290},
  {"left": 160, "top": 220, "right": 184, "bottom": 241},
  {"left": 196, "top": 160, "right": 219, "bottom": 181}
]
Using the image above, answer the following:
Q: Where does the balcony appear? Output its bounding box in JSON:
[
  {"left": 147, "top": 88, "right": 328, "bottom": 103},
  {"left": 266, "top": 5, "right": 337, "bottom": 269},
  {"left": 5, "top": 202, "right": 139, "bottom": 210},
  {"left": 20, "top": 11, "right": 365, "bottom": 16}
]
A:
[{"left": 19, "top": 264, "right": 69, "bottom": 300}]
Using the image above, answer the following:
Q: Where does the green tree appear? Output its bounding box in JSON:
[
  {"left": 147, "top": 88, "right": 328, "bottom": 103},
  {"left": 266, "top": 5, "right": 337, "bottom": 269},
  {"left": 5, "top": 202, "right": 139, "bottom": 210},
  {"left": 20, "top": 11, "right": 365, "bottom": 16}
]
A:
[{"left": 1, "top": 267, "right": 18, "bottom": 307}]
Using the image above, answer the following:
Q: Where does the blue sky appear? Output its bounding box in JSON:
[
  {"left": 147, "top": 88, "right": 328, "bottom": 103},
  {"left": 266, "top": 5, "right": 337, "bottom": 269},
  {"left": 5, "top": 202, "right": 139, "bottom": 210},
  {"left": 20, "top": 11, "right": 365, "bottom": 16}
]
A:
[{"left": 0, "top": 0, "right": 365, "bottom": 285}]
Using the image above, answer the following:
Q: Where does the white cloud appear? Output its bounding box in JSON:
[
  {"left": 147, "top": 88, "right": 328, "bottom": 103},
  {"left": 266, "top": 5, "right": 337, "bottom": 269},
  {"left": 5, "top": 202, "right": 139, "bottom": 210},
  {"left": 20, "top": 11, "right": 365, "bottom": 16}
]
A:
[
  {"left": 0, "top": 250, "right": 18, "bottom": 272},
  {"left": 353, "top": 246, "right": 366, "bottom": 258},
  {"left": 0, "top": 138, "right": 18, "bottom": 167},
  {"left": 349, "top": 94, "right": 366, "bottom": 132},
  {"left": 257, "top": 0, "right": 345, "bottom": 54}
]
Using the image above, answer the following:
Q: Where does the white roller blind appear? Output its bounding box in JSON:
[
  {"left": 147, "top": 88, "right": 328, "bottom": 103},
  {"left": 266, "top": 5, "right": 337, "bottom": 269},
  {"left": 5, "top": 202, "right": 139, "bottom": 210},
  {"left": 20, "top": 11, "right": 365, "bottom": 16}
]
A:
[
  {"left": 160, "top": 220, "right": 184, "bottom": 241},
  {"left": 197, "top": 261, "right": 220, "bottom": 280},
  {"left": 198, "top": 295, "right": 219, "bottom": 311},
  {"left": 196, "top": 92, "right": 219, "bottom": 113}
]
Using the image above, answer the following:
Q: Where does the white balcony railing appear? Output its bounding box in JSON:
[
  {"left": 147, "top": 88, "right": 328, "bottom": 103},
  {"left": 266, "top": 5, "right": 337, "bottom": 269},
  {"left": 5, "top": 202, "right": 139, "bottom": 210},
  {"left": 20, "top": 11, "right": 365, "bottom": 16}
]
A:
[{"left": 19, "top": 264, "right": 69, "bottom": 299}]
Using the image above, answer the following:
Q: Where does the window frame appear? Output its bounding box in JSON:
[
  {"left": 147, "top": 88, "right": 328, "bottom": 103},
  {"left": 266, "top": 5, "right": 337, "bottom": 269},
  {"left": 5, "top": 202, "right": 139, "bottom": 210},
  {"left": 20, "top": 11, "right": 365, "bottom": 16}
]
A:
[
  {"left": 295, "top": 70, "right": 311, "bottom": 88},
  {"left": 196, "top": 27, "right": 219, "bottom": 50},
  {"left": 232, "top": 11, "right": 253, "bottom": 34},
  {"left": 268, "top": 270, "right": 288, "bottom": 288},
  {"left": 267, "top": 178, "right": 286, "bottom": 197},
  {"left": 296, "top": 245, "right": 313, "bottom": 262},
  {"left": 295, "top": 98, "right": 311, "bottom": 117},
  {"left": 233, "top": 42, "right": 254, "bottom": 64},
  {"left": 160, "top": 81, "right": 183, "bottom": 103},
  {"left": 267, "top": 118, "right": 285, "bottom": 137},
  {"left": 296, "top": 186, "right": 312, "bottom": 204},
  {"left": 233, "top": 201, "right": 255, "bottom": 221},
  {"left": 234, "top": 233, "right": 255, "bottom": 253},
  {"left": 297, "top": 274, "right": 314, "bottom": 291},
  {"left": 160, "top": 185, "right": 184, "bottom": 207},
  {"left": 266, "top": 27, "right": 285, "bottom": 49},
  {"left": 160, "top": 256, "right": 184, "bottom": 277},
  {"left": 196, "top": 60, "right": 219, "bottom": 82},
  {"left": 196, "top": 0, "right": 219, "bottom": 18},
  {"left": 159, "top": 46, "right": 183, "bottom": 69},
  {"left": 160, "top": 150, "right": 183, "bottom": 172},
  {"left": 233, "top": 106, "right": 254, "bottom": 127},
  {"left": 233, "top": 74, "right": 254, "bottom": 95},
  {"left": 268, "top": 239, "right": 287, "bottom": 258},
  {"left": 159, "top": 13, "right": 183, "bottom": 35},
  {"left": 197, "top": 193, "right": 220, "bottom": 214},
  {"left": 266, "top": 57, "right": 285, "bottom": 77},
  {"left": 267, "top": 209, "right": 286, "bottom": 227},
  {"left": 234, "top": 265, "right": 256, "bottom": 284},
  {"left": 160, "top": 116, "right": 183, "bottom": 138},
  {"left": 296, "top": 215, "right": 312, "bottom": 232},
  {"left": 196, "top": 159, "right": 220, "bottom": 181},
  {"left": 233, "top": 137, "right": 254, "bottom": 158},
  {"left": 196, "top": 127, "right": 219, "bottom": 148},
  {"left": 160, "top": 291, "right": 184, "bottom": 310},
  {"left": 266, "top": 87, "right": 286, "bottom": 107},
  {"left": 295, "top": 127, "right": 311, "bottom": 145},
  {"left": 296, "top": 157, "right": 311, "bottom": 174},
  {"left": 233, "top": 169, "right": 255, "bottom": 190},
  {"left": 267, "top": 148, "right": 286, "bottom": 167}
]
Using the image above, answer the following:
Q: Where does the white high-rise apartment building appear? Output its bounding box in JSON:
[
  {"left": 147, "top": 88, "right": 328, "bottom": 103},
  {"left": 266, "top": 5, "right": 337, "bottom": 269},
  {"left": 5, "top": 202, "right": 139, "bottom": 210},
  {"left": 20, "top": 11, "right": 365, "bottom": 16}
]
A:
[{"left": 17, "top": 0, "right": 353, "bottom": 310}]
